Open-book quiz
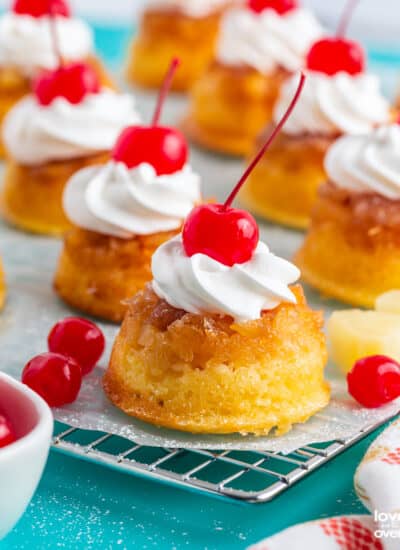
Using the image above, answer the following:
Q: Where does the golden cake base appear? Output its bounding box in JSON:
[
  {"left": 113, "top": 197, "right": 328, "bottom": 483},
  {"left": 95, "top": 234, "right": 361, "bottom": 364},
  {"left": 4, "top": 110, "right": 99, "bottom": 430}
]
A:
[
  {"left": 240, "top": 130, "right": 335, "bottom": 229},
  {"left": 1, "top": 152, "right": 110, "bottom": 236},
  {"left": 126, "top": 8, "right": 225, "bottom": 91},
  {"left": 104, "top": 285, "right": 330, "bottom": 435},
  {"left": 183, "top": 63, "right": 289, "bottom": 156},
  {"left": 0, "top": 56, "right": 115, "bottom": 159},
  {"left": 54, "top": 228, "right": 179, "bottom": 323},
  {"left": 295, "top": 184, "right": 400, "bottom": 307}
]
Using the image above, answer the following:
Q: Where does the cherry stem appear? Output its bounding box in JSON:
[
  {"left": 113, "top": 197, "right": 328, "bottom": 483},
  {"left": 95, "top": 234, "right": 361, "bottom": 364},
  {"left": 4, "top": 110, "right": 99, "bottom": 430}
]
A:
[
  {"left": 224, "top": 72, "right": 306, "bottom": 210},
  {"left": 48, "top": 0, "right": 63, "bottom": 68},
  {"left": 151, "top": 58, "right": 180, "bottom": 127},
  {"left": 336, "top": 0, "right": 360, "bottom": 38}
]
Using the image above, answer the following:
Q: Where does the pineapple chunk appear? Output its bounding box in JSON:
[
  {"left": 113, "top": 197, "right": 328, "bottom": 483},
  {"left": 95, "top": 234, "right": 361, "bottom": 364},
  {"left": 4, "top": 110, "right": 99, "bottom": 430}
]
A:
[
  {"left": 375, "top": 290, "right": 400, "bottom": 314},
  {"left": 328, "top": 310, "right": 400, "bottom": 374}
]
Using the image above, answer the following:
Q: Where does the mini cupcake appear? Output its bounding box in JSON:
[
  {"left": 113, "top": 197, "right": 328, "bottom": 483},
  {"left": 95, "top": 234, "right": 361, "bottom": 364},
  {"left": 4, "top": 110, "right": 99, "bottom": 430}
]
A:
[
  {"left": 126, "top": 0, "right": 231, "bottom": 92},
  {"left": 295, "top": 124, "right": 400, "bottom": 307},
  {"left": 0, "top": 0, "right": 113, "bottom": 156},
  {"left": 55, "top": 60, "right": 202, "bottom": 323},
  {"left": 105, "top": 247, "right": 329, "bottom": 434},
  {"left": 104, "top": 72, "right": 330, "bottom": 435},
  {"left": 241, "top": 70, "right": 391, "bottom": 229},
  {"left": 240, "top": 0, "right": 394, "bottom": 229},
  {"left": 1, "top": 62, "right": 140, "bottom": 236},
  {"left": 183, "top": 0, "right": 323, "bottom": 155}
]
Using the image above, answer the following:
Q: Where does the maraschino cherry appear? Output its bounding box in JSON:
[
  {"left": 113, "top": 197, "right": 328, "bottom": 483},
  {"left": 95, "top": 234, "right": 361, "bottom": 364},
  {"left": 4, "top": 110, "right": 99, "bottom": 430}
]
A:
[
  {"left": 306, "top": 0, "right": 365, "bottom": 76},
  {"left": 22, "top": 352, "right": 82, "bottom": 407},
  {"left": 13, "top": 0, "right": 70, "bottom": 17},
  {"left": 347, "top": 355, "right": 400, "bottom": 408},
  {"left": 248, "top": 0, "right": 298, "bottom": 15},
  {"left": 22, "top": 317, "right": 105, "bottom": 407},
  {"left": 33, "top": 3, "right": 99, "bottom": 106},
  {"left": 112, "top": 58, "right": 188, "bottom": 176},
  {"left": 183, "top": 73, "right": 306, "bottom": 267},
  {"left": 0, "top": 413, "right": 16, "bottom": 449},
  {"left": 48, "top": 317, "right": 105, "bottom": 376}
]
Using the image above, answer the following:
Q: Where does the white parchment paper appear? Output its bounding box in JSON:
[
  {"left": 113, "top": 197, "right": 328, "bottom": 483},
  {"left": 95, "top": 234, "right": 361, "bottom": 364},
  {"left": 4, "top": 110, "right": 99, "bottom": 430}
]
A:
[{"left": 1, "top": 91, "right": 398, "bottom": 453}]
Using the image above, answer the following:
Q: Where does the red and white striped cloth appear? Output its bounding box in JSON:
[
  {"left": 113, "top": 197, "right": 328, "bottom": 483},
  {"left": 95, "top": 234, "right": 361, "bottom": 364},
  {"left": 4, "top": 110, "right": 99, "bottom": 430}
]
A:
[{"left": 249, "top": 418, "right": 400, "bottom": 550}]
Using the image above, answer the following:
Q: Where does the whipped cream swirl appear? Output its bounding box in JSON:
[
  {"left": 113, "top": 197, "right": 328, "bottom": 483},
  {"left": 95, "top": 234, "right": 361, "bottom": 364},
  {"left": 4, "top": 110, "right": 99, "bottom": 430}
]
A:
[
  {"left": 64, "top": 162, "right": 202, "bottom": 237},
  {"left": 216, "top": 7, "right": 324, "bottom": 73},
  {"left": 3, "top": 90, "right": 140, "bottom": 165},
  {"left": 325, "top": 124, "right": 400, "bottom": 200},
  {"left": 152, "top": 235, "right": 300, "bottom": 322},
  {"left": 146, "top": 0, "right": 228, "bottom": 17},
  {"left": 0, "top": 13, "right": 93, "bottom": 76},
  {"left": 274, "top": 71, "right": 390, "bottom": 136}
]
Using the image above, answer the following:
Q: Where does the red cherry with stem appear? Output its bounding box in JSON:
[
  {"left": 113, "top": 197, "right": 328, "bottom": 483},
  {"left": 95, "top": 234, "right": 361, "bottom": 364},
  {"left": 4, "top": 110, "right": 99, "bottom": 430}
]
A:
[
  {"left": 183, "top": 72, "right": 306, "bottom": 267},
  {"left": 48, "top": 317, "right": 105, "bottom": 376},
  {"left": 248, "top": 0, "right": 298, "bottom": 15},
  {"left": 306, "top": 0, "right": 365, "bottom": 76},
  {"left": 113, "top": 127, "right": 188, "bottom": 176},
  {"left": 112, "top": 58, "right": 188, "bottom": 176},
  {"left": 0, "top": 414, "right": 16, "bottom": 449},
  {"left": 13, "top": 0, "right": 70, "bottom": 18},
  {"left": 183, "top": 204, "right": 259, "bottom": 266},
  {"left": 33, "top": 3, "right": 100, "bottom": 106},
  {"left": 347, "top": 355, "right": 400, "bottom": 408},
  {"left": 307, "top": 38, "right": 365, "bottom": 76},
  {"left": 22, "top": 352, "right": 82, "bottom": 407},
  {"left": 34, "top": 62, "right": 100, "bottom": 106}
]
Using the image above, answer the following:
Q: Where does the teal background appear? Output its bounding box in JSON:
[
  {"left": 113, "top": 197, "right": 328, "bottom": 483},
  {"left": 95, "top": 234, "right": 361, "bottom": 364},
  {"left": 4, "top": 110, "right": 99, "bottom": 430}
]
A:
[
  {"left": 2, "top": 20, "right": 400, "bottom": 550},
  {"left": 2, "top": 427, "right": 384, "bottom": 549}
]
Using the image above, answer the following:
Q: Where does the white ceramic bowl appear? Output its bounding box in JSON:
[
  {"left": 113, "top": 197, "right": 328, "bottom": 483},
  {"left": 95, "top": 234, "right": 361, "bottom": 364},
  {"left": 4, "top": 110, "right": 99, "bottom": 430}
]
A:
[{"left": 0, "top": 372, "right": 53, "bottom": 540}]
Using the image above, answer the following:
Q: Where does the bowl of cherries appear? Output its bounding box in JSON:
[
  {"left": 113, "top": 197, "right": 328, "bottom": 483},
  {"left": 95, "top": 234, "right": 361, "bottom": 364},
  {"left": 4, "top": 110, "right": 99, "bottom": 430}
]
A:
[{"left": 0, "top": 372, "right": 53, "bottom": 540}]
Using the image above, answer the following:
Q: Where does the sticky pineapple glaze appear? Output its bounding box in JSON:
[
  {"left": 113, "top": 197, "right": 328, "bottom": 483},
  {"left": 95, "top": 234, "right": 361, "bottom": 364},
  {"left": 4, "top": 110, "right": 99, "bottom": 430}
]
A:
[
  {"left": 183, "top": 63, "right": 289, "bottom": 156},
  {"left": 54, "top": 227, "right": 179, "bottom": 323},
  {"left": 296, "top": 182, "right": 400, "bottom": 307},
  {"left": 240, "top": 129, "right": 335, "bottom": 229},
  {"left": 104, "top": 284, "right": 330, "bottom": 435},
  {"left": 127, "top": 8, "right": 226, "bottom": 91}
]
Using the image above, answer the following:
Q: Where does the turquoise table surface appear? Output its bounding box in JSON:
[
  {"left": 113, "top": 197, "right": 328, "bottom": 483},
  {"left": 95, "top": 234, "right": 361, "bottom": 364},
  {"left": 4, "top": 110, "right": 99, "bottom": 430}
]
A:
[{"left": 2, "top": 20, "right": 400, "bottom": 550}]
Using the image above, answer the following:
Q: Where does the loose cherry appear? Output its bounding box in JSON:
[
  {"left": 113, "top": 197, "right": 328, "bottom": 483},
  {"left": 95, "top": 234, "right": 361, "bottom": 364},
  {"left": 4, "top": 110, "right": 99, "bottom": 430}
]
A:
[
  {"left": 0, "top": 414, "right": 16, "bottom": 449},
  {"left": 183, "top": 73, "right": 305, "bottom": 266},
  {"left": 34, "top": 61, "right": 100, "bottom": 106},
  {"left": 306, "top": 0, "right": 365, "bottom": 76},
  {"left": 248, "top": 0, "right": 298, "bottom": 15},
  {"left": 112, "top": 58, "right": 188, "bottom": 176},
  {"left": 13, "top": 0, "right": 70, "bottom": 18},
  {"left": 48, "top": 317, "right": 105, "bottom": 376},
  {"left": 347, "top": 355, "right": 400, "bottom": 408},
  {"left": 22, "top": 352, "right": 82, "bottom": 407}
]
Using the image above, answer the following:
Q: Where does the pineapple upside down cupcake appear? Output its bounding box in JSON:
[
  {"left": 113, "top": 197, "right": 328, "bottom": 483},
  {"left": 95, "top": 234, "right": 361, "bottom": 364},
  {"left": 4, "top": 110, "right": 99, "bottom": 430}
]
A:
[
  {"left": 104, "top": 73, "right": 330, "bottom": 435},
  {"left": 242, "top": 73, "right": 391, "bottom": 229},
  {"left": 55, "top": 60, "right": 202, "bottom": 323},
  {"left": 241, "top": 2, "right": 392, "bottom": 229},
  {"left": 126, "top": 0, "right": 231, "bottom": 91},
  {"left": 1, "top": 62, "right": 140, "bottom": 236},
  {"left": 183, "top": 0, "right": 324, "bottom": 155},
  {"left": 0, "top": 0, "right": 113, "bottom": 157},
  {"left": 295, "top": 124, "right": 400, "bottom": 307}
]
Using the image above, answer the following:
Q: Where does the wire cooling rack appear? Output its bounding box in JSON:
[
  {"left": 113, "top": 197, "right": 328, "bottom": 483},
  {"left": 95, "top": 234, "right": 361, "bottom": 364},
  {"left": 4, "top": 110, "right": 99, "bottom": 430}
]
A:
[{"left": 52, "top": 417, "right": 394, "bottom": 504}]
